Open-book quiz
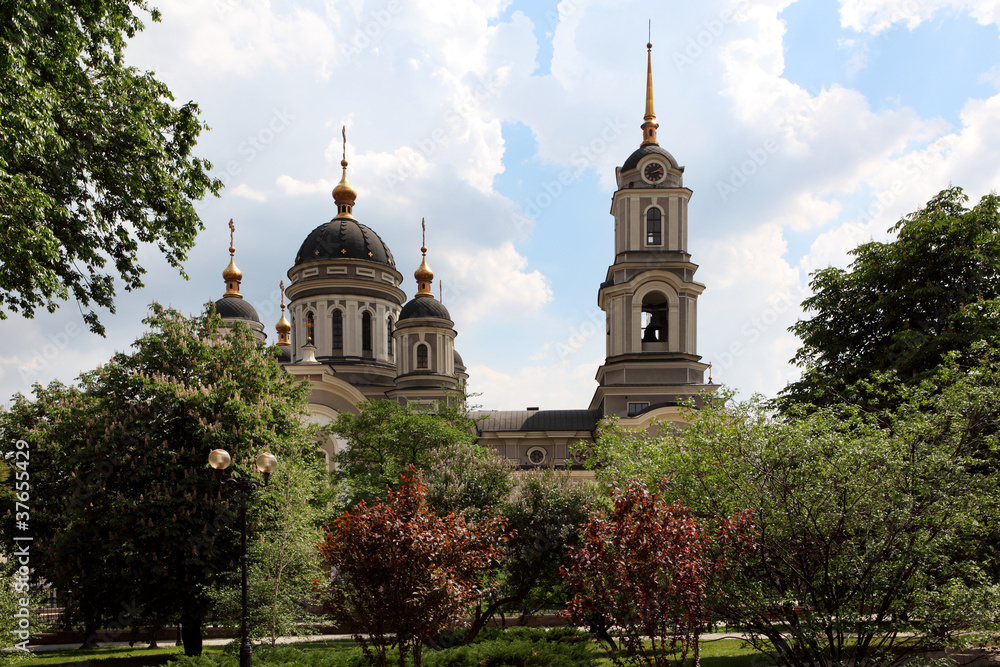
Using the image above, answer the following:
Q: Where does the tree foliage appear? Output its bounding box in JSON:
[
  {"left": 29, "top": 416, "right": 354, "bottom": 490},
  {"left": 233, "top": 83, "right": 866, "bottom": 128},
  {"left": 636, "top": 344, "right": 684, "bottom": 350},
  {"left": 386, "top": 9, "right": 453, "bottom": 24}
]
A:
[
  {"left": 332, "top": 398, "right": 484, "bottom": 508},
  {"left": 0, "top": 1, "right": 222, "bottom": 334},
  {"left": 318, "top": 470, "right": 506, "bottom": 667},
  {"left": 585, "top": 368, "right": 1000, "bottom": 667},
  {"left": 782, "top": 186, "right": 1000, "bottom": 407},
  {"left": 561, "top": 482, "right": 755, "bottom": 667},
  {"left": 0, "top": 304, "right": 324, "bottom": 655}
]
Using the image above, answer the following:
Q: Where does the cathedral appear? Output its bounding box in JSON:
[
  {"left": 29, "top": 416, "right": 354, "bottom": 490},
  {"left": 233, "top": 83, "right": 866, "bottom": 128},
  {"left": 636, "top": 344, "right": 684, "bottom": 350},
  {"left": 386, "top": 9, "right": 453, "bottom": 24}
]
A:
[{"left": 212, "top": 43, "right": 714, "bottom": 471}]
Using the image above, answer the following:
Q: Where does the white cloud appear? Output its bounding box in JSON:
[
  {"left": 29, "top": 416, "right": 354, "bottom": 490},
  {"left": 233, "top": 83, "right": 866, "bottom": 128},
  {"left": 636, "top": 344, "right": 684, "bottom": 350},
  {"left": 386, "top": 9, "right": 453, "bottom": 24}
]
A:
[
  {"left": 838, "top": 0, "right": 1000, "bottom": 34},
  {"left": 446, "top": 243, "right": 553, "bottom": 323},
  {"left": 231, "top": 183, "right": 268, "bottom": 201}
]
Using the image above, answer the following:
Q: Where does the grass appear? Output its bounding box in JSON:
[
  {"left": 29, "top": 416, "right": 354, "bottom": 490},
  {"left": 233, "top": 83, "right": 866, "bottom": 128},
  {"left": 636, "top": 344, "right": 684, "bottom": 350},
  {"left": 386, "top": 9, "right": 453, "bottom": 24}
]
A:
[{"left": 17, "top": 638, "right": 760, "bottom": 667}]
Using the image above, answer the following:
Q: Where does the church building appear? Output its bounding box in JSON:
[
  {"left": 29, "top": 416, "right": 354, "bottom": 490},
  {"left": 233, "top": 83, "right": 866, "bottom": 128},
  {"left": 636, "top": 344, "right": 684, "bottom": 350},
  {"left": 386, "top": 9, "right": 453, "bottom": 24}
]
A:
[{"left": 212, "top": 42, "right": 714, "bottom": 471}]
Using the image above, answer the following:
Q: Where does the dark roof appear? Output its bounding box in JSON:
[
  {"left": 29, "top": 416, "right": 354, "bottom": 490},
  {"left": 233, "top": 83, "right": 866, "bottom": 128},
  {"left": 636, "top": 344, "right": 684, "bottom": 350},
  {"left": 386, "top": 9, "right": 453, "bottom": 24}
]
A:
[
  {"left": 475, "top": 409, "right": 603, "bottom": 433},
  {"left": 274, "top": 347, "right": 291, "bottom": 363},
  {"left": 399, "top": 296, "right": 452, "bottom": 321},
  {"left": 621, "top": 143, "right": 681, "bottom": 172},
  {"left": 214, "top": 296, "right": 260, "bottom": 323},
  {"left": 454, "top": 349, "right": 465, "bottom": 368},
  {"left": 294, "top": 218, "right": 395, "bottom": 268}
]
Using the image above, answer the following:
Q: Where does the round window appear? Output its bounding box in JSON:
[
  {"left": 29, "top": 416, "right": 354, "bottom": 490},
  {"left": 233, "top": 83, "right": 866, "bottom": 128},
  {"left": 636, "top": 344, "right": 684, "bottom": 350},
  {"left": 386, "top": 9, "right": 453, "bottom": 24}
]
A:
[{"left": 527, "top": 448, "right": 546, "bottom": 465}]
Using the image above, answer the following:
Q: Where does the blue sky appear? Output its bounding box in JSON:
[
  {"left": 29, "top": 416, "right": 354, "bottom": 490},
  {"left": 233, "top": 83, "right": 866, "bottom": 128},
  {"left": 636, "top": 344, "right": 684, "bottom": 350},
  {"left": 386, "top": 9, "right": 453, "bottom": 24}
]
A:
[{"left": 3, "top": 0, "right": 1000, "bottom": 410}]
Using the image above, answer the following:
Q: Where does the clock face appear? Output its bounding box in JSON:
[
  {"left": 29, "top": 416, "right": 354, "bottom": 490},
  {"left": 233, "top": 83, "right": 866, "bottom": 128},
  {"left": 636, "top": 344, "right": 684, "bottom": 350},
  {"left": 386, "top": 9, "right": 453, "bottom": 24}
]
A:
[{"left": 644, "top": 162, "right": 665, "bottom": 182}]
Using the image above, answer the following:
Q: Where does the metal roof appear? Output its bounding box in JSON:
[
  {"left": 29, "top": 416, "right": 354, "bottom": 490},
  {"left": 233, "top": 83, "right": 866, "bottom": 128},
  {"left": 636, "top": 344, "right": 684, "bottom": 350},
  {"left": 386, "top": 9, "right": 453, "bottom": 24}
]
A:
[{"left": 474, "top": 409, "right": 603, "bottom": 433}]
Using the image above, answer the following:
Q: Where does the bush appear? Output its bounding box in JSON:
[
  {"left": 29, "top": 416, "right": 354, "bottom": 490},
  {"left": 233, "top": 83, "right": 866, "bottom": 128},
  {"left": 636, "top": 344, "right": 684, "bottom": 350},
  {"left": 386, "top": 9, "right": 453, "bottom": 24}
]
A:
[{"left": 164, "top": 630, "right": 597, "bottom": 666}]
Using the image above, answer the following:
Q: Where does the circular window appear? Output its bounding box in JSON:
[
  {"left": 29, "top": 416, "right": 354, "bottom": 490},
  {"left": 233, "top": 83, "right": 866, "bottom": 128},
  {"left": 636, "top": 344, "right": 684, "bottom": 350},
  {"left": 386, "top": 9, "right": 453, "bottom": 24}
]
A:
[{"left": 526, "top": 447, "right": 546, "bottom": 466}]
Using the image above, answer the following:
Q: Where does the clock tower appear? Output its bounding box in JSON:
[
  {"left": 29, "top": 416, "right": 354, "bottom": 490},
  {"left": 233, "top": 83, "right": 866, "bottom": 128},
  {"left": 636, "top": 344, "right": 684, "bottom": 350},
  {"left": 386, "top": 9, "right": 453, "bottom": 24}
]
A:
[{"left": 589, "top": 41, "right": 713, "bottom": 422}]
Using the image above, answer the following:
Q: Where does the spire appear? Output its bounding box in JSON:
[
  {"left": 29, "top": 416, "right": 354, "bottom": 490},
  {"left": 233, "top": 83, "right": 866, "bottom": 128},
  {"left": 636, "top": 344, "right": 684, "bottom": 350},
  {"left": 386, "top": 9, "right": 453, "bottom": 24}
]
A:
[
  {"left": 414, "top": 218, "right": 434, "bottom": 298},
  {"left": 275, "top": 280, "right": 291, "bottom": 345},
  {"left": 222, "top": 218, "right": 243, "bottom": 298},
  {"left": 641, "top": 32, "right": 659, "bottom": 146},
  {"left": 332, "top": 125, "right": 358, "bottom": 219}
]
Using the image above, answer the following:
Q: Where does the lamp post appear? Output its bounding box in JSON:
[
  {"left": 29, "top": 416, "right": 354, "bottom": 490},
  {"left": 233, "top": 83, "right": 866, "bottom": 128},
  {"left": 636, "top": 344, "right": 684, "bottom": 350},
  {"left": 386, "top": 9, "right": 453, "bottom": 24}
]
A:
[{"left": 208, "top": 449, "right": 278, "bottom": 667}]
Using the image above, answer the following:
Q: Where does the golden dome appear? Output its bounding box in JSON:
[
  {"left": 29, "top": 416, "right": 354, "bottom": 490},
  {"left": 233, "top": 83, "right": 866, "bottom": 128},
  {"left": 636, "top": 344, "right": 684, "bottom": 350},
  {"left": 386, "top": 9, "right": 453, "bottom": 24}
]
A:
[
  {"left": 223, "top": 219, "right": 243, "bottom": 298},
  {"left": 415, "top": 218, "right": 434, "bottom": 297},
  {"left": 275, "top": 280, "right": 291, "bottom": 344},
  {"left": 332, "top": 158, "right": 358, "bottom": 219}
]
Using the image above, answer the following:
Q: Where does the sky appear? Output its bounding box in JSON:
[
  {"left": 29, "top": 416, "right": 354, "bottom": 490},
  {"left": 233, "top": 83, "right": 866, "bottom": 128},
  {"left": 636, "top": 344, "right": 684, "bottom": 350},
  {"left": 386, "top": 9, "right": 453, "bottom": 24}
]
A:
[{"left": 3, "top": 0, "right": 1000, "bottom": 411}]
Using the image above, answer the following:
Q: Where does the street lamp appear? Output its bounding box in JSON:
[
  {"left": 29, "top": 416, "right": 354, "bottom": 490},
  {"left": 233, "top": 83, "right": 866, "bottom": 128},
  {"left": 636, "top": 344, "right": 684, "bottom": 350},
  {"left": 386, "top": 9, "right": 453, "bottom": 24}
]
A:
[{"left": 208, "top": 449, "right": 278, "bottom": 667}]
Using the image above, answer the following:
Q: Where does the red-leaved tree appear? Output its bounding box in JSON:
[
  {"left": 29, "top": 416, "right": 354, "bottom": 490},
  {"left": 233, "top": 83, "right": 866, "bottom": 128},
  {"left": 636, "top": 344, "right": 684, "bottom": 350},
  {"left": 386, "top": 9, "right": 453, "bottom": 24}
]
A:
[
  {"left": 317, "top": 469, "right": 506, "bottom": 667},
  {"left": 561, "top": 481, "right": 756, "bottom": 667}
]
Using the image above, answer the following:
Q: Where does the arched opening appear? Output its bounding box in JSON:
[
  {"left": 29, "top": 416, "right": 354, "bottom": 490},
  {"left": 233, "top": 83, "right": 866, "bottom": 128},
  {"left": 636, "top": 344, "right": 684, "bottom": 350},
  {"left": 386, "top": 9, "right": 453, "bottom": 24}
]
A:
[
  {"left": 416, "top": 343, "right": 429, "bottom": 369},
  {"left": 331, "top": 310, "right": 343, "bottom": 351},
  {"left": 387, "top": 317, "right": 394, "bottom": 356},
  {"left": 646, "top": 207, "right": 662, "bottom": 246},
  {"left": 640, "top": 293, "right": 668, "bottom": 346},
  {"left": 306, "top": 311, "right": 315, "bottom": 345},
  {"left": 361, "top": 311, "right": 373, "bottom": 355}
]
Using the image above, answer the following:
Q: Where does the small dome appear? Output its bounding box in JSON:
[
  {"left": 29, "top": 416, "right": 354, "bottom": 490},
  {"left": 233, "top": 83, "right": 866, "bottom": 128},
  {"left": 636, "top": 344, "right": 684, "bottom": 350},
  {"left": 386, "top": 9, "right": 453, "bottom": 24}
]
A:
[
  {"left": 621, "top": 143, "right": 680, "bottom": 172},
  {"left": 332, "top": 159, "right": 357, "bottom": 210},
  {"left": 214, "top": 296, "right": 260, "bottom": 323},
  {"left": 414, "top": 254, "right": 433, "bottom": 284},
  {"left": 295, "top": 218, "right": 395, "bottom": 268},
  {"left": 399, "top": 297, "right": 451, "bottom": 321},
  {"left": 275, "top": 311, "right": 291, "bottom": 335},
  {"left": 222, "top": 257, "right": 242, "bottom": 283},
  {"left": 454, "top": 349, "right": 465, "bottom": 368}
]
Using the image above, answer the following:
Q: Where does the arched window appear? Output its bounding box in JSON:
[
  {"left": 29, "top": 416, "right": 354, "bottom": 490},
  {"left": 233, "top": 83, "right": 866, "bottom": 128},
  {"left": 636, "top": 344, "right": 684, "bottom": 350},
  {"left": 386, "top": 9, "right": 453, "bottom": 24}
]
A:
[
  {"left": 331, "top": 310, "right": 343, "bottom": 350},
  {"left": 416, "top": 343, "right": 428, "bottom": 369},
  {"left": 306, "top": 311, "right": 315, "bottom": 344},
  {"left": 387, "top": 317, "right": 394, "bottom": 355},
  {"left": 641, "top": 294, "right": 668, "bottom": 344},
  {"left": 646, "top": 207, "right": 662, "bottom": 246},
  {"left": 361, "top": 312, "right": 373, "bottom": 353}
]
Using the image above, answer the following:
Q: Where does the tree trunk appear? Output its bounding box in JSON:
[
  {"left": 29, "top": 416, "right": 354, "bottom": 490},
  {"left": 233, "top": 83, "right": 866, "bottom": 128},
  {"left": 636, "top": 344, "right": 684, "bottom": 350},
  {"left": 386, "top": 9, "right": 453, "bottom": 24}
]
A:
[{"left": 181, "top": 608, "right": 203, "bottom": 656}]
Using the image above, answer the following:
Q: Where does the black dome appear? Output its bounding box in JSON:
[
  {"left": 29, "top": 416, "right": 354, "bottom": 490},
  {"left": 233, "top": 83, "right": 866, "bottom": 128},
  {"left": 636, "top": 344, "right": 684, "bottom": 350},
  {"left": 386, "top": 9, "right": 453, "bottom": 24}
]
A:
[
  {"left": 454, "top": 350, "right": 465, "bottom": 368},
  {"left": 399, "top": 296, "right": 452, "bottom": 321},
  {"left": 621, "top": 143, "right": 680, "bottom": 172},
  {"left": 214, "top": 296, "right": 260, "bottom": 323},
  {"left": 295, "top": 218, "right": 395, "bottom": 268}
]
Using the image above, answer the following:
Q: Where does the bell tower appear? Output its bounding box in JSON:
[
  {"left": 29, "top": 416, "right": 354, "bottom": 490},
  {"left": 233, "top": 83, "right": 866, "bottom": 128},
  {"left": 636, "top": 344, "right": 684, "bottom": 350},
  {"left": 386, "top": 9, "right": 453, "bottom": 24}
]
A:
[{"left": 589, "top": 41, "right": 712, "bottom": 420}]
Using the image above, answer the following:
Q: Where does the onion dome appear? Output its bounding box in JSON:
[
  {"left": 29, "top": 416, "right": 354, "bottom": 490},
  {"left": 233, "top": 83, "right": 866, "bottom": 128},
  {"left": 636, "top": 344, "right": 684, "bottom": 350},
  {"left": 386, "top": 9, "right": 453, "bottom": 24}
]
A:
[
  {"left": 222, "top": 219, "right": 243, "bottom": 297},
  {"left": 215, "top": 219, "right": 261, "bottom": 323},
  {"left": 414, "top": 218, "right": 434, "bottom": 296},
  {"left": 293, "top": 127, "right": 396, "bottom": 269},
  {"left": 399, "top": 219, "right": 452, "bottom": 322},
  {"left": 275, "top": 280, "right": 291, "bottom": 345}
]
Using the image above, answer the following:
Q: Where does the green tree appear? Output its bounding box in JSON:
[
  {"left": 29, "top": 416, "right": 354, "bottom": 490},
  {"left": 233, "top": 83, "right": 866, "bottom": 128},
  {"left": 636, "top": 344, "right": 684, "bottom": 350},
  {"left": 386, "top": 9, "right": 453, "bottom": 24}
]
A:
[
  {"left": 782, "top": 187, "right": 1000, "bottom": 407},
  {"left": 0, "top": 1, "right": 221, "bottom": 334},
  {"left": 0, "top": 304, "right": 324, "bottom": 655},
  {"left": 209, "top": 460, "right": 326, "bottom": 648},
  {"left": 332, "top": 397, "right": 487, "bottom": 508},
  {"left": 584, "top": 370, "right": 1000, "bottom": 667}
]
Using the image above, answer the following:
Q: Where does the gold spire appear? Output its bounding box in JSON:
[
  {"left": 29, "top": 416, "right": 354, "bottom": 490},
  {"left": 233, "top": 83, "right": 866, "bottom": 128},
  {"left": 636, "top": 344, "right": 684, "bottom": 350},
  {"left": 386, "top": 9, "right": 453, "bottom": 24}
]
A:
[
  {"left": 641, "top": 35, "right": 659, "bottom": 146},
  {"left": 332, "top": 125, "right": 358, "bottom": 219},
  {"left": 275, "top": 280, "right": 291, "bottom": 345},
  {"left": 414, "top": 218, "right": 434, "bottom": 298},
  {"left": 222, "top": 218, "right": 243, "bottom": 298}
]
